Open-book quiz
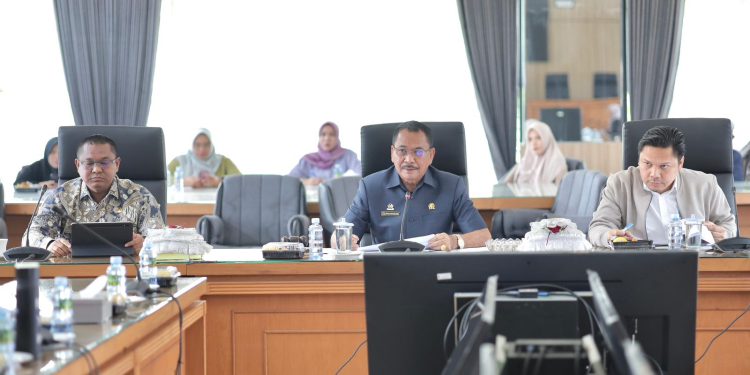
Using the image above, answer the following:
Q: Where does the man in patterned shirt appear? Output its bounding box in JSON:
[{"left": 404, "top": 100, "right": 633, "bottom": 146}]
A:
[{"left": 24, "top": 134, "right": 165, "bottom": 257}]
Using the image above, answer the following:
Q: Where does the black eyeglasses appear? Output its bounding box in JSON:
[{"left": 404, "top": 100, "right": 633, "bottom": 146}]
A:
[{"left": 78, "top": 158, "right": 118, "bottom": 171}]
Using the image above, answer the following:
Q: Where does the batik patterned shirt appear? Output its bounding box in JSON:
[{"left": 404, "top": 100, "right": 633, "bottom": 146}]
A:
[{"left": 25, "top": 177, "right": 164, "bottom": 248}]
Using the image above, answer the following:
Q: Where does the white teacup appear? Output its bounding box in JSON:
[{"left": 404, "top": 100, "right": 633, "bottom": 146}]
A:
[{"left": 0, "top": 239, "right": 7, "bottom": 253}]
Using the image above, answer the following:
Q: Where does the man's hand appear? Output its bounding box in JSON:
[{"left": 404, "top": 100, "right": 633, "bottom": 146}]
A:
[
  {"left": 606, "top": 229, "right": 637, "bottom": 242},
  {"left": 48, "top": 238, "right": 72, "bottom": 257},
  {"left": 125, "top": 233, "right": 145, "bottom": 252},
  {"left": 39, "top": 180, "right": 57, "bottom": 189},
  {"left": 428, "top": 233, "right": 457, "bottom": 251},
  {"left": 704, "top": 221, "right": 727, "bottom": 242}
]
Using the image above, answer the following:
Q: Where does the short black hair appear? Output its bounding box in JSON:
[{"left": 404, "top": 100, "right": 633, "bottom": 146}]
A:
[
  {"left": 637, "top": 126, "right": 686, "bottom": 159},
  {"left": 77, "top": 134, "right": 118, "bottom": 157},
  {"left": 391, "top": 120, "right": 433, "bottom": 147}
]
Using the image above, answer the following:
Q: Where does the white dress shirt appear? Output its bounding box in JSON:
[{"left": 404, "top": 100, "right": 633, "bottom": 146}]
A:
[{"left": 643, "top": 183, "right": 679, "bottom": 244}]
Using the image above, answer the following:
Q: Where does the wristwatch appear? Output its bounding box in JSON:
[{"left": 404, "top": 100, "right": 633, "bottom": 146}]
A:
[{"left": 453, "top": 234, "right": 465, "bottom": 249}]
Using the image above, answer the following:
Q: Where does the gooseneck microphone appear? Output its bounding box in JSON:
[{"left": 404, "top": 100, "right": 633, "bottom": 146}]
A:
[
  {"left": 378, "top": 190, "right": 425, "bottom": 252},
  {"left": 51, "top": 206, "right": 149, "bottom": 294},
  {"left": 4, "top": 185, "right": 51, "bottom": 261}
]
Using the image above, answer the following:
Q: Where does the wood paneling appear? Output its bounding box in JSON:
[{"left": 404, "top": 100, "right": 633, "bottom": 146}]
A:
[{"left": 527, "top": 98, "right": 620, "bottom": 131}]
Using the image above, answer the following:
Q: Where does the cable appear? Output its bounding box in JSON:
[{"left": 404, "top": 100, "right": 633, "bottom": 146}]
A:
[
  {"left": 695, "top": 301, "right": 750, "bottom": 364},
  {"left": 532, "top": 345, "right": 548, "bottom": 375},
  {"left": 73, "top": 342, "right": 100, "bottom": 375},
  {"left": 154, "top": 290, "right": 184, "bottom": 375},
  {"left": 335, "top": 339, "right": 367, "bottom": 375},
  {"left": 646, "top": 353, "right": 663, "bottom": 375},
  {"left": 442, "top": 297, "right": 480, "bottom": 358}
]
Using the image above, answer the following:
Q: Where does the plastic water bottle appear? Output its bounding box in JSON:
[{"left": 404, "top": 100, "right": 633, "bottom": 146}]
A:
[
  {"left": 50, "top": 277, "right": 75, "bottom": 343},
  {"left": 308, "top": 218, "right": 324, "bottom": 259},
  {"left": 0, "top": 308, "right": 15, "bottom": 366},
  {"left": 174, "top": 166, "right": 185, "bottom": 195},
  {"left": 106, "top": 256, "right": 128, "bottom": 315},
  {"left": 139, "top": 243, "right": 159, "bottom": 292},
  {"left": 667, "top": 214, "right": 684, "bottom": 250}
]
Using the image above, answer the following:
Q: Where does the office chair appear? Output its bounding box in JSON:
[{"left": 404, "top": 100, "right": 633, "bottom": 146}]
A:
[
  {"left": 197, "top": 175, "right": 309, "bottom": 247},
  {"left": 58, "top": 126, "right": 167, "bottom": 222},
  {"left": 622, "top": 118, "right": 738, "bottom": 233},
  {"left": 491, "top": 170, "right": 607, "bottom": 239},
  {"left": 545, "top": 74, "right": 570, "bottom": 100},
  {"left": 318, "top": 176, "right": 361, "bottom": 235},
  {"left": 565, "top": 158, "right": 586, "bottom": 171}
]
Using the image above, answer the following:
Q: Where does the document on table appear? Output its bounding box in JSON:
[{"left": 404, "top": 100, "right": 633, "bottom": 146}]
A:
[{"left": 358, "top": 234, "right": 436, "bottom": 252}]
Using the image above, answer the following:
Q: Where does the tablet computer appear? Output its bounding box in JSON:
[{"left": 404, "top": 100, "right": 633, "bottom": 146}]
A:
[{"left": 71, "top": 222, "right": 134, "bottom": 258}]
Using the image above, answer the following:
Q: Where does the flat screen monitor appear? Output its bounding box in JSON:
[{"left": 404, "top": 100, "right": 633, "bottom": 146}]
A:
[
  {"left": 540, "top": 108, "right": 582, "bottom": 141},
  {"left": 363, "top": 251, "right": 697, "bottom": 375}
]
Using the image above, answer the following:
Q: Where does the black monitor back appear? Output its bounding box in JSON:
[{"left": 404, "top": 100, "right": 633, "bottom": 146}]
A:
[
  {"left": 540, "top": 108, "right": 582, "bottom": 141},
  {"left": 363, "top": 251, "right": 697, "bottom": 375}
]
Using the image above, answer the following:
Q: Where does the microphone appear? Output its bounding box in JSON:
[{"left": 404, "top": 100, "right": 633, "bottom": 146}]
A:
[
  {"left": 378, "top": 190, "right": 425, "bottom": 252},
  {"left": 51, "top": 206, "right": 150, "bottom": 294},
  {"left": 4, "top": 185, "right": 52, "bottom": 261}
]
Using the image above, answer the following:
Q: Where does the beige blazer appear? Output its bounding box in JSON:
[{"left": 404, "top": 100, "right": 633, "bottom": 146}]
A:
[{"left": 589, "top": 167, "right": 736, "bottom": 247}]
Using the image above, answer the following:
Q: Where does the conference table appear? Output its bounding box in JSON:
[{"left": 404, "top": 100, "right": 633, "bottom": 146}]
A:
[
  {"left": 2, "top": 182, "right": 560, "bottom": 248},
  {"left": 0, "top": 276, "right": 207, "bottom": 375},
  {"left": 0, "top": 249, "right": 747, "bottom": 374}
]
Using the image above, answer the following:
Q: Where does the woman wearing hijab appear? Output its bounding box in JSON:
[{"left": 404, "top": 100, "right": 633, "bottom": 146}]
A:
[
  {"left": 14, "top": 137, "right": 59, "bottom": 189},
  {"left": 289, "top": 122, "right": 361, "bottom": 186},
  {"left": 504, "top": 120, "right": 568, "bottom": 185},
  {"left": 168, "top": 129, "right": 240, "bottom": 188}
]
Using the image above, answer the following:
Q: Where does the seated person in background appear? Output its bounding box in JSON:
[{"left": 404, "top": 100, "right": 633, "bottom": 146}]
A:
[
  {"left": 504, "top": 120, "right": 567, "bottom": 185},
  {"left": 341, "top": 120, "right": 491, "bottom": 250},
  {"left": 168, "top": 128, "right": 240, "bottom": 188},
  {"left": 24, "top": 135, "right": 164, "bottom": 257},
  {"left": 14, "top": 137, "right": 59, "bottom": 190},
  {"left": 288, "top": 122, "right": 361, "bottom": 186},
  {"left": 589, "top": 126, "right": 735, "bottom": 247}
]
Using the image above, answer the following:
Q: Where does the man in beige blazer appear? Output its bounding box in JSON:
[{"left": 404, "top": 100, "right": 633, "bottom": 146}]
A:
[{"left": 589, "top": 126, "right": 735, "bottom": 247}]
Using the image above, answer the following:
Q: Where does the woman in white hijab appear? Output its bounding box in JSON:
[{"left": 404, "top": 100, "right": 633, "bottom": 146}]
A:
[
  {"left": 504, "top": 120, "right": 568, "bottom": 185},
  {"left": 168, "top": 129, "right": 241, "bottom": 188}
]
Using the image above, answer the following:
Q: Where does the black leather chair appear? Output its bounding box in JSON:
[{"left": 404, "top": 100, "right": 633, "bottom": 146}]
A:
[
  {"left": 197, "top": 175, "right": 309, "bottom": 247},
  {"left": 622, "top": 118, "right": 737, "bottom": 231},
  {"left": 360, "top": 122, "right": 468, "bottom": 186},
  {"left": 58, "top": 126, "right": 167, "bottom": 222},
  {"left": 565, "top": 158, "right": 586, "bottom": 171},
  {"left": 492, "top": 170, "right": 608, "bottom": 238},
  {"left": 318, "top": 176, "right": 361, "bottom": 235}
]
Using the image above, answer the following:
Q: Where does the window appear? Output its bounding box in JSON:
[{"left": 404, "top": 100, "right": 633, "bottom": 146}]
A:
[
  {"left": 670, "top": 0, "right": 750, "bottom": 150},
  {"left": 0, "top": 2, "right": 72, "bottom": 184},
  {"left": 150, "top": 0, "right": 495, "bottom": 194}
]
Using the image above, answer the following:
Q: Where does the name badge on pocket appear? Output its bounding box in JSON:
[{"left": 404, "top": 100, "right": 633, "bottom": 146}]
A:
[{"left": 381, "top": 211, "right": 400, "bottom": 217}]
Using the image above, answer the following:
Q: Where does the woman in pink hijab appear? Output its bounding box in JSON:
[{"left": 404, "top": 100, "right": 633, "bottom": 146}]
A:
[
  {"left": 504, "top": 120, "right": 568, "bottom": 185},
  {"left": 289, "top": 122, "right": 362, "bottom": 186}
]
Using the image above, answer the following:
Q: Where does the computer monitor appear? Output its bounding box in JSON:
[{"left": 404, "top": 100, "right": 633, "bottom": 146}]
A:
[
  {"left": 363, "top": 251, "right": 697, "bottom": 375},
  {"left": 587, "top": 269, "right": 655, "bottom": 375},
  {"left": 540, "top": 108, "right": 582, "bottom": 141}
]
